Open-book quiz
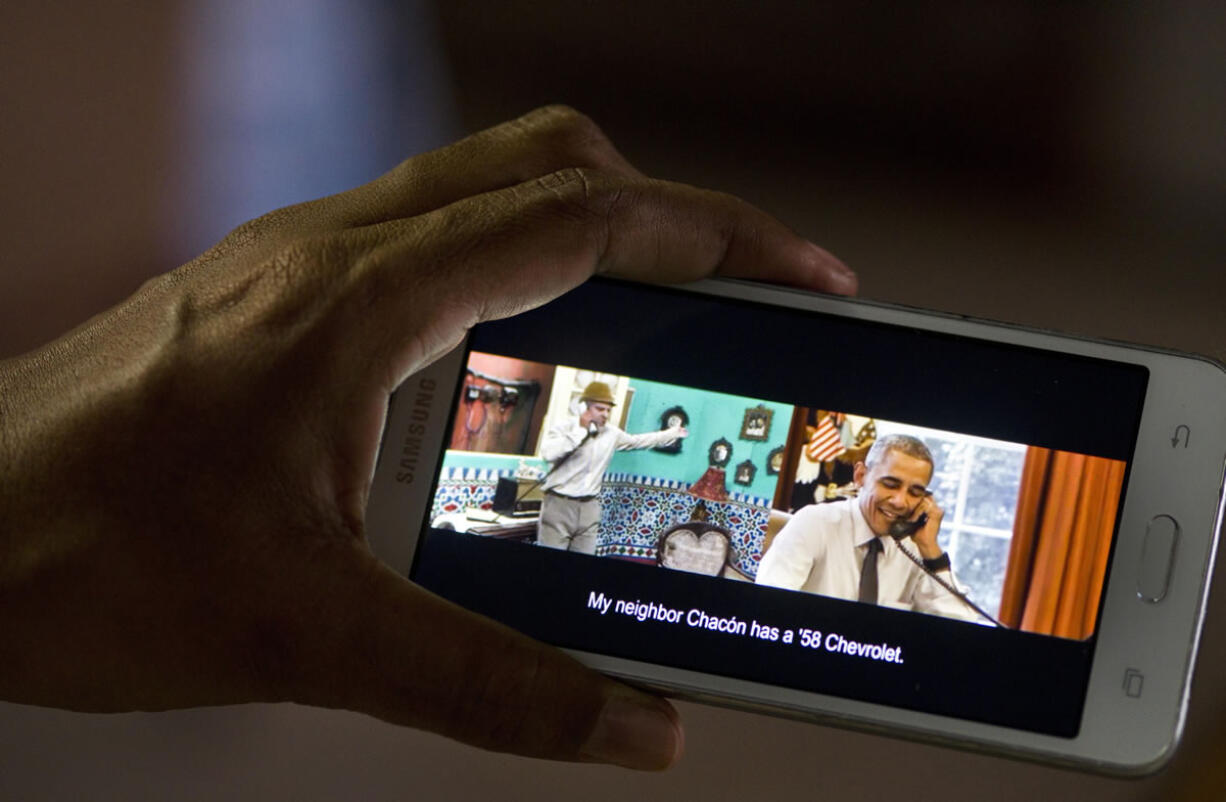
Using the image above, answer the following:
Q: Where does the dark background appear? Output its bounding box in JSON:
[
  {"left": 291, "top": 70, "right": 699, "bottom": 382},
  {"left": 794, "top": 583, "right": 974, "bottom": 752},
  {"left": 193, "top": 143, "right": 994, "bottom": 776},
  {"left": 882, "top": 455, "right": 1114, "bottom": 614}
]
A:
[{"left": 2, "top": 2, "right": 1223, "bottom": 799}]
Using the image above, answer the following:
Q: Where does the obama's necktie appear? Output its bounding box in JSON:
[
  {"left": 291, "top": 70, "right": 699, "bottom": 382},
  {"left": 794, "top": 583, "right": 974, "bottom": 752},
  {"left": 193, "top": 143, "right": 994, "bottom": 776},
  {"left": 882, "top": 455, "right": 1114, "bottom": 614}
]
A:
[{"left": 858, "top": 537, "right": 883, "bottom": 604}]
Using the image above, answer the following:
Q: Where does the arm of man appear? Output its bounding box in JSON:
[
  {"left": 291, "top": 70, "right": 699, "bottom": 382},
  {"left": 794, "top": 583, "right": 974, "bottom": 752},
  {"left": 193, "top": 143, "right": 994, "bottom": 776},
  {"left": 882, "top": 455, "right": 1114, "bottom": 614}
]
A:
[
  {"left": 0, "top": 105, "right": 854, "bottom": 771},
  {"left": 613, "top": 425, "right": 688, "bottom": 451},
  {"left": 907, "top": 563, "right": 983, "bottom": 622},
  {"left": 540, "top": 422, "right": 589, "bottom": 462},
  {"left": 755, "top": 506, "right": 826, "bottom": 591},
  {"left": 903, "top": 497, "right": 983, "bottom": 622}
]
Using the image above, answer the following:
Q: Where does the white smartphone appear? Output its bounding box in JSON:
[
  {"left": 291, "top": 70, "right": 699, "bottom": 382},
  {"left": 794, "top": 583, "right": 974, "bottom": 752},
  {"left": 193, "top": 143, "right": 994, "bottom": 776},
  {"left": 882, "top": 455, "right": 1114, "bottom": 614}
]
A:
[{"left": 364, "top": 277, "right": 1226, "bottom": 775}]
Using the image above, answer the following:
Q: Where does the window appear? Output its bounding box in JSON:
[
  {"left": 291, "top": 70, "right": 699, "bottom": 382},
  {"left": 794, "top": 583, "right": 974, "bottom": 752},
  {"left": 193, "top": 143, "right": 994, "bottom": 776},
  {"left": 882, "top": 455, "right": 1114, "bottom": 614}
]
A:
[{"left": 874, "top": 421, "right": 1026, "bottom": 619}]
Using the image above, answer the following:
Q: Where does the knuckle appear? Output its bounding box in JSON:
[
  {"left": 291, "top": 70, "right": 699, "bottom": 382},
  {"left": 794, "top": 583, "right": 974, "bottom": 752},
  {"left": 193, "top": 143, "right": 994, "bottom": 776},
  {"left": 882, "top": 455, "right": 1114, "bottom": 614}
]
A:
[
  {"left": 527, "top": 168, "right": 634, "bottom": 262},
  {"left": 708, "top": 189, "right": 763, "bottom": 256},
  {"left": 533, "top": 167, "right": 623, "bottom": 219},
  {"left": 517, "top": 105, "right": 616, "bottom": 165},
  {"left": 520, "top": 103, "right": 595, "bottom": 136}
]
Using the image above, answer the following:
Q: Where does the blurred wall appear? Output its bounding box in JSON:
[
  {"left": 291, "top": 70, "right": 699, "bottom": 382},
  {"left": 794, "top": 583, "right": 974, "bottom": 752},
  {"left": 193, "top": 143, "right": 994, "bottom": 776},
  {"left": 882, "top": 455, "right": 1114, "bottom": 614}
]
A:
[
  {"left": 436, "top": 2, "right": 1226, "bottom": 359},
  {"left": 0, "top": 0, "right": 455, "bottom": 356},
  {"left": 1, "top": 3, "right": 1224, "bottom": 801},
  {"left": 0, "top": 3, "right": 178, "bottom": 354}
]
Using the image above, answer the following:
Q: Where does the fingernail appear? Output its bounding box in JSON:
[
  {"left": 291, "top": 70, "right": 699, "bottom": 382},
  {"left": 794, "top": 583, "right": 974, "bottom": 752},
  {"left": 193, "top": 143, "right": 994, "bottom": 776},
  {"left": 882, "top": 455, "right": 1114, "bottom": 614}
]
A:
[
  {"left": 581, "top": 693, "right": 684, "bottom": 770},
  {"left": 810, "top": 242, "right": 858, "bottom": 296}
]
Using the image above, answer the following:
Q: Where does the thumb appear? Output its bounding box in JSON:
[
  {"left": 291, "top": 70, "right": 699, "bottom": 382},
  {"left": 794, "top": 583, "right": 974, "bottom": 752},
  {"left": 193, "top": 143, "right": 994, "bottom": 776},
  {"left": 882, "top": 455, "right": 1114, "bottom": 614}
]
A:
[{"left": 296, "top": 555, "right": 684, "bottom": 770}]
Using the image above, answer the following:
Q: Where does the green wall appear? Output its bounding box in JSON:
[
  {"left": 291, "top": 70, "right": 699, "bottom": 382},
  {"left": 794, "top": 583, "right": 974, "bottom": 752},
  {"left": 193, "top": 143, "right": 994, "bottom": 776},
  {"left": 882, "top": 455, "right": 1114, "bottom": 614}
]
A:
[
  {"left": 439, "top": 377, "right": 793, "bottom": 502},
  {"left": 610, "top": 378, "right": 791, "bottom": 501}
]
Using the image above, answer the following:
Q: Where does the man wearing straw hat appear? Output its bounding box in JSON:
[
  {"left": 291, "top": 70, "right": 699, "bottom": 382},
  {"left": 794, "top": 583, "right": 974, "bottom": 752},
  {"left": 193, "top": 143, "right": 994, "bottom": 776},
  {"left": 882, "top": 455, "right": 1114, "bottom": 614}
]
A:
[{"left": 538, "top": 380, "right": 688, "bottom": 554}]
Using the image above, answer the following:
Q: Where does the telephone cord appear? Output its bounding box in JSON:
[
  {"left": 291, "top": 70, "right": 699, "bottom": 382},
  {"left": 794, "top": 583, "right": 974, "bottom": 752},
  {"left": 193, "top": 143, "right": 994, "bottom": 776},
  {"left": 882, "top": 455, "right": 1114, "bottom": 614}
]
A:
[{"left": 893, "top": 540, "right": 1006, "bottom": 628}]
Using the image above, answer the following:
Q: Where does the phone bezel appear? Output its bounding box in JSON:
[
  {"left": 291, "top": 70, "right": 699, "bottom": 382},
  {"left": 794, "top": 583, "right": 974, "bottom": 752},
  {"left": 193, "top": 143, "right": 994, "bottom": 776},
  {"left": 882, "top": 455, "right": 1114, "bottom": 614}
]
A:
[{"left": 364, "top": 278, "right": 1226, "bottom": 775}]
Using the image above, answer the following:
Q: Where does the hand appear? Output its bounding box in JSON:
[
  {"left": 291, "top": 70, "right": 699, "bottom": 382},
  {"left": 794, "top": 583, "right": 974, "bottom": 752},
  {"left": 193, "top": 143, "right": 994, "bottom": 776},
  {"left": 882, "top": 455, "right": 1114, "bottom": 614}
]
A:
[
  {"left": 579, "top": 409, "right": 601, "bottom": 432},
  {"left": 910, "top": 494, "right": 946, "bottom": 561},
  {"left": 0, "top": 106, "right": 854, "bottom": 770},
  {"left": 670, "top": 426, "right": 689, "bottom": 439}
]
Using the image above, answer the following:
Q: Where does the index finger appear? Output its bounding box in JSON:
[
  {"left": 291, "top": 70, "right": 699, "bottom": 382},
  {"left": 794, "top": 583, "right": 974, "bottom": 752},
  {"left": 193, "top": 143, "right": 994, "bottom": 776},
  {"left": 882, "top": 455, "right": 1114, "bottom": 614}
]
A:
[{"left": 340, "top": 167, "right": 855, "bottom": 378}]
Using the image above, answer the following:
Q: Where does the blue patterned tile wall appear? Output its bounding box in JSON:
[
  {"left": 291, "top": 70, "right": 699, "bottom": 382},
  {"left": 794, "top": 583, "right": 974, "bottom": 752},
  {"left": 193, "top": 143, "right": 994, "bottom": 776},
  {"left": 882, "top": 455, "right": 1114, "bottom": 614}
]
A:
[
  {"left": 430, "top": 466, "right": 510, "bottom": 519},
  {"left": 598, "top": 473, "right": 770, "bottom": 577},
  {"left": 429, "top": 467, "right": 771, "bottom": 578}
]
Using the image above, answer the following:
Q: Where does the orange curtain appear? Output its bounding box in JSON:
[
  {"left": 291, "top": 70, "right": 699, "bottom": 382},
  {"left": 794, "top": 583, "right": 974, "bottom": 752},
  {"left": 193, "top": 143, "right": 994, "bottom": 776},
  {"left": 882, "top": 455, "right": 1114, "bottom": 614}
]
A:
[{"left": 998, "top": 447, "right": 1126, "bottom": 639}]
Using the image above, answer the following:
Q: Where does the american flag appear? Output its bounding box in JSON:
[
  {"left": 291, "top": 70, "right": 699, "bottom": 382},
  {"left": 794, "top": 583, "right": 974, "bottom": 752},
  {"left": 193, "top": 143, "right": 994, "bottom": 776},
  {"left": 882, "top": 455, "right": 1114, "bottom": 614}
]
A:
[{"left": 805, "top": 415, "right": 846, "bottom": 462}]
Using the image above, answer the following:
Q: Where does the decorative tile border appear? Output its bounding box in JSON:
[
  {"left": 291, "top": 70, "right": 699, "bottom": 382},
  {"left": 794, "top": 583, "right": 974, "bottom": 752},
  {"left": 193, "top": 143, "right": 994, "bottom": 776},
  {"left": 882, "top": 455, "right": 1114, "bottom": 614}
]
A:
[
  {"left": 429, "top": 466, "right": 513, "bottom": 520},
  {"left": 603, "top": 473, "right": 771, "bottom": 508}
]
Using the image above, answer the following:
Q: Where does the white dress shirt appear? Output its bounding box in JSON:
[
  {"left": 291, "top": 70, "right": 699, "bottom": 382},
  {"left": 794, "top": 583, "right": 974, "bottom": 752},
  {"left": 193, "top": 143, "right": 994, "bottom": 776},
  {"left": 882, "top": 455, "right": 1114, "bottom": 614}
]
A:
[
  {"left": 756, "top": 498, "right": 980, "bottom": 621},
  {"left": 540, "top": 422, "right": 681, "bottom": 498}
]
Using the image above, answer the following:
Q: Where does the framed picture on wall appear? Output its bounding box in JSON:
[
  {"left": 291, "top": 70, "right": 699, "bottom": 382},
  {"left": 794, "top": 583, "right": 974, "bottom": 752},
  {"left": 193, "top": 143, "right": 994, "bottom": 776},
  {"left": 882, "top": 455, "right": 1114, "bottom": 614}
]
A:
[
  {"left": 734, "top": 459, "right": 756, "bottom": 486},
  {"left": 708, "top": 437, "right": 733, "bottom": 468},
  {"left": 653, "top": 405, "right": 689, "bottom": 454},
  {"left": 740, "top": 405, "right": 772, "bottom": 441},
  {"left": 766, "top": 445, "right": 786, "bottom": 476}
]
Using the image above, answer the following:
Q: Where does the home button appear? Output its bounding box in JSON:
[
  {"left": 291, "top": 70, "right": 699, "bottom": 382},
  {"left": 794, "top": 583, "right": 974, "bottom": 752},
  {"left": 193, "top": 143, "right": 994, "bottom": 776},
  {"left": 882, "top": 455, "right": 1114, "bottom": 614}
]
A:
[{"left": 1137, "top": 515, "right": 1179, "bottom": 603}]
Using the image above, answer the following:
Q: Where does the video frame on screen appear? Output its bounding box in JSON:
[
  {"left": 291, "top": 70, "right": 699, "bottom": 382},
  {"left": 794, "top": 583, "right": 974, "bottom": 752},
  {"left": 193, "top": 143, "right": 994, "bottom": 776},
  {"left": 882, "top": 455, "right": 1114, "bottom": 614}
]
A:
[{"left": 428, "top": 350, "right": 1127, "bottom": 640}]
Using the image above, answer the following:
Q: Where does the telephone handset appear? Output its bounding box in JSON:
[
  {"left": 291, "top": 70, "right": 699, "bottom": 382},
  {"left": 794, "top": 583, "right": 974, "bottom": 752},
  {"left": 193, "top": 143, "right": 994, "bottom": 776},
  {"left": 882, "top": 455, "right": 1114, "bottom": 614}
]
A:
[{"left": 888, "top": 512, "right": 928, "bottom": 540}]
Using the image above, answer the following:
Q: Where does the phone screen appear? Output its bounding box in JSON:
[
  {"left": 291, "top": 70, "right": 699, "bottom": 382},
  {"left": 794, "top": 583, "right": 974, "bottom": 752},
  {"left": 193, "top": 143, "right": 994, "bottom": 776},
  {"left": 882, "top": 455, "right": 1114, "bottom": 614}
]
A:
[{"left": 407, "top": 278, "right": 1147, "bottom": 737}]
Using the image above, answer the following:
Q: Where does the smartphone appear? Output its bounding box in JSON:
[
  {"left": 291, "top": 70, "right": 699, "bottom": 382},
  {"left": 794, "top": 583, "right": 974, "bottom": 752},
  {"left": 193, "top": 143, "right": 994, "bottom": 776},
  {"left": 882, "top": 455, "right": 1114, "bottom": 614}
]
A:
[{"left": 364, "top": 276, "right": 1226, "bottom": 775}]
